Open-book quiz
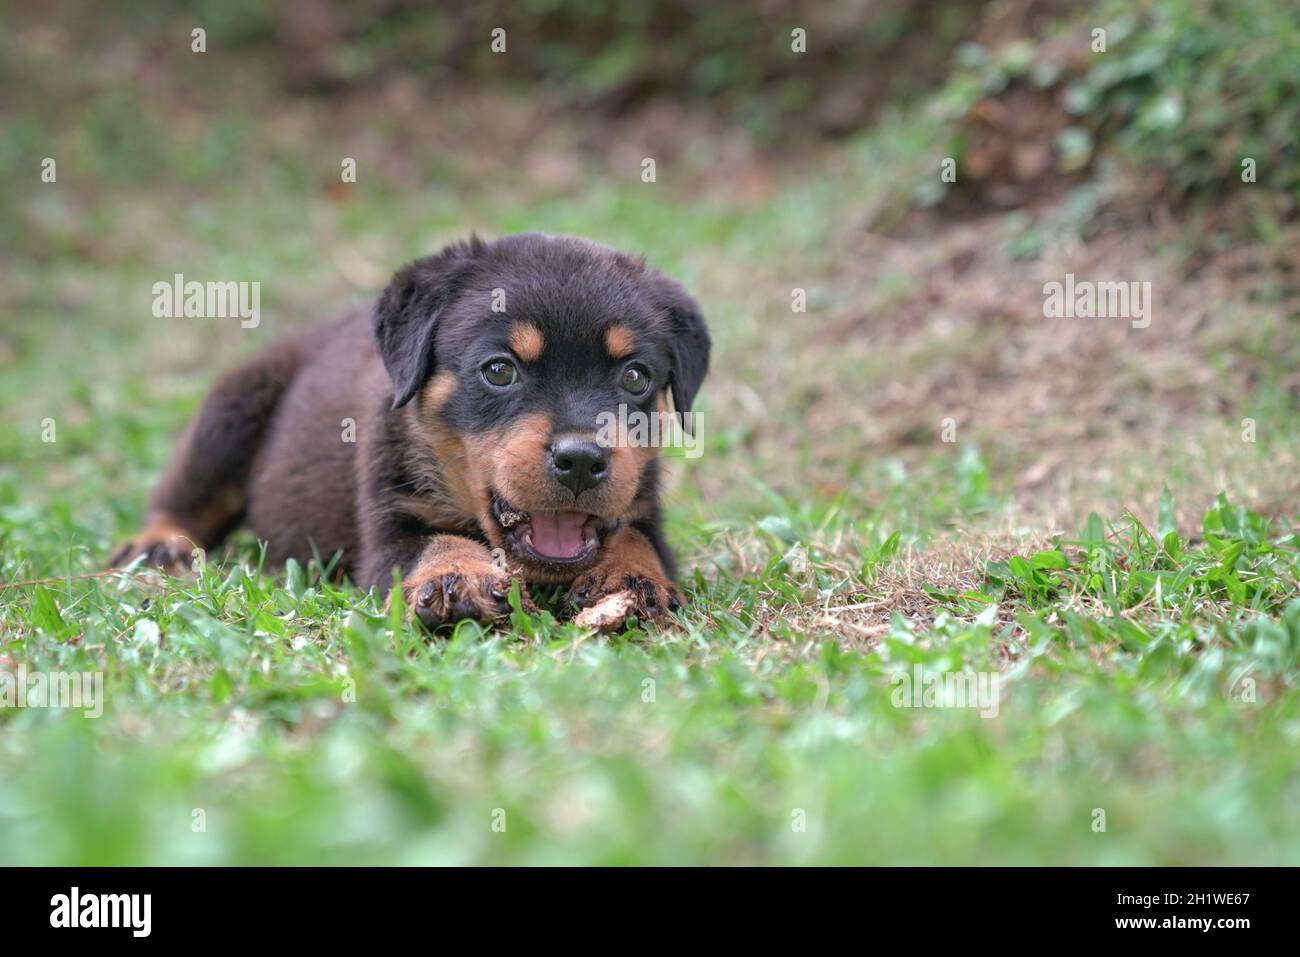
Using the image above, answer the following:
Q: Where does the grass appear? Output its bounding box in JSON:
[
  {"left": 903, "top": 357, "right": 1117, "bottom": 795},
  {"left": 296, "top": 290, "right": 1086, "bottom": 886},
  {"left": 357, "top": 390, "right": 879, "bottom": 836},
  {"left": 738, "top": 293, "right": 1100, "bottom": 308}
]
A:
[
  {"left": 3, "top": 494, "right": 1298, "bottom": 864},
  {"left": 2, "top": 7, "right": 1300, "bottom": 865}
]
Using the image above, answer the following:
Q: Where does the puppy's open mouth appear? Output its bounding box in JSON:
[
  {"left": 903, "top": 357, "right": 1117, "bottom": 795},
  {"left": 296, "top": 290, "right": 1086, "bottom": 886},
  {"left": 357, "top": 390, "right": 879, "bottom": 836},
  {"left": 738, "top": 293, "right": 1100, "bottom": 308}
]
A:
[{"left": 491, "top": 494, "right": 612, "bottom": 565}]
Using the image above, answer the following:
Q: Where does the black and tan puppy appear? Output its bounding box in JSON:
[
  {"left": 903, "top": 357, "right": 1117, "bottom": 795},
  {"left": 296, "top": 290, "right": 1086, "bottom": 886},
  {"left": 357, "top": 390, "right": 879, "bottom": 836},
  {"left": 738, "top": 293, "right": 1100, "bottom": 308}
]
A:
[{"left": 110, "top": 233, "right": 709, "bottom": 630}]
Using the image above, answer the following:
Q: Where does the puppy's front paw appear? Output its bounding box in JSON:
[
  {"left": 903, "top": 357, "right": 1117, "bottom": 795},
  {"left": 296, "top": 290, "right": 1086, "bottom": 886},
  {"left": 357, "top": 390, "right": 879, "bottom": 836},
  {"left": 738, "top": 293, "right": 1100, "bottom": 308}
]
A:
[
  {"left": 109, "top": 519, "right": 200, "bottom": 575},
  {"left": 403, "top": 562, "right": 533, "bottom": 631},
  {"left": 567, "top": 567, "right": 683, "bottom": 632}
]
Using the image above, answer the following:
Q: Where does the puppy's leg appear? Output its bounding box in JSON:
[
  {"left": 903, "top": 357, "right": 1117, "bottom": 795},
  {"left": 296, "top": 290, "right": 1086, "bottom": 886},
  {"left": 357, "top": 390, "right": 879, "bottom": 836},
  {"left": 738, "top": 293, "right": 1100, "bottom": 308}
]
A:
[
  {"left": 110, "top": 340, "right": 303, "bottom": 572},
  {"left": 566, "top": 523, "right": 683, "bottom": 630},
  {"left": 371, "top": 532, "right": 529, "bottom": 630}
]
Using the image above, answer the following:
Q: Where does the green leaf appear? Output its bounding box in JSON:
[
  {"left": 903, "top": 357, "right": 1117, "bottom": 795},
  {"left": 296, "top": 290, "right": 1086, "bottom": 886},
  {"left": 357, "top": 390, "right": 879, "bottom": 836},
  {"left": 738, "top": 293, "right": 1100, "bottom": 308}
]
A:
[
  {"left": 210, "top": 669, "right": 233, "bottom": 704},
  {"left": 1158, "top": 486, "right": 1178, "bottom": 542},
  {"left": 1030, "top": 549, "right": 1069, "bottom": 570},
  {"left": 30, "top": 586, "right": 67, "bottom": 636},
  {"left": 1082, "top": 512, "right": 1106, "bottom": 546},
  {"left": 285, "top": 558, "right": 307, "bottom": 599}
]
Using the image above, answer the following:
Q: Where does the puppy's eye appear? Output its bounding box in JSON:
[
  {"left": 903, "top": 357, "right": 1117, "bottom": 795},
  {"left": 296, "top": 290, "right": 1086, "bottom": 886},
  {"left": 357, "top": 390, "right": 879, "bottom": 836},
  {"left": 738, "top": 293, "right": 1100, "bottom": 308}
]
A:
[
  {"left": 621, "top": 363, "right": 652, "bottom": 396},
  {"left": 482, "top": 359, "right": 519, "bottom": 387}
]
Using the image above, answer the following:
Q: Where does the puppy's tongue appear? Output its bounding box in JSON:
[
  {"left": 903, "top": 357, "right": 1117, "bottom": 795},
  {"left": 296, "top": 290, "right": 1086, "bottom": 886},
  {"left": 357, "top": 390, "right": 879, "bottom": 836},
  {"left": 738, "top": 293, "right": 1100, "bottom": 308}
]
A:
[{"left": 528, "top": 511, "right": 589, "bottom": 559}]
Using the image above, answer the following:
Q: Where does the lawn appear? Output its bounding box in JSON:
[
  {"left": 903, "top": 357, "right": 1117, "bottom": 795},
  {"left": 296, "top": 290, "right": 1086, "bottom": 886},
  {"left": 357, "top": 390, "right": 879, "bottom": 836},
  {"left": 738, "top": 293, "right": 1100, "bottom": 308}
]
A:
[{"left": 2, "top": 3, "right": 1298, "bottom": 865}]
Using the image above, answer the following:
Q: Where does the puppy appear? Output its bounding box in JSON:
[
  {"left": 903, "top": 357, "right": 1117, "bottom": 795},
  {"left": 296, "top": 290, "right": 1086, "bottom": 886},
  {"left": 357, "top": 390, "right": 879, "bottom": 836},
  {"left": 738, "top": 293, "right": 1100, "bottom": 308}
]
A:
[{"left": 110, "top": 234, "right": 710, "bottom": 630}]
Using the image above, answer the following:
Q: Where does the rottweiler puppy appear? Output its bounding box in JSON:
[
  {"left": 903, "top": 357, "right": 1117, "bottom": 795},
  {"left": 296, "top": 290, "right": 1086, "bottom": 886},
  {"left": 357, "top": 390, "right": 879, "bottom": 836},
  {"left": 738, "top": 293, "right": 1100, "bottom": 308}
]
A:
[{"left": 110, "top": 233, "right": 710, "bottom": 630}]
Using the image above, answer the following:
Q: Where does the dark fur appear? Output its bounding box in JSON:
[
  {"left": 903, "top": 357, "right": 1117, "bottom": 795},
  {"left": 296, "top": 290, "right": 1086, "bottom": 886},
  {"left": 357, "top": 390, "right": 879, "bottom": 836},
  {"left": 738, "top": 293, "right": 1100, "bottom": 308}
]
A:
[{"left": 112, "top": 233, "right": 709, "bottom": 626}]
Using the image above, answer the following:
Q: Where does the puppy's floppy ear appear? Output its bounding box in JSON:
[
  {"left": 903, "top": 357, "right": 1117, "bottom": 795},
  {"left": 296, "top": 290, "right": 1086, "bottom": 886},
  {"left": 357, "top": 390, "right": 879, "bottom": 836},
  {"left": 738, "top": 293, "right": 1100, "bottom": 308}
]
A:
[
  {"left": 646, "top": 273, "right": 711, "bottom": 431},
  {"left": 373, "top": 236, "right": 484, "bottom": 409}
]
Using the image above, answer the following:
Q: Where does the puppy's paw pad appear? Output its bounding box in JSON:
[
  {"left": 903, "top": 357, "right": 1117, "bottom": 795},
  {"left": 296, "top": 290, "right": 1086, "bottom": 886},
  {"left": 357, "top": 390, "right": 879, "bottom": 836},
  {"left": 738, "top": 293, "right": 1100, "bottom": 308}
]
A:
[{"left": 404, "top": 567, "right": 529, "bottom": 630}]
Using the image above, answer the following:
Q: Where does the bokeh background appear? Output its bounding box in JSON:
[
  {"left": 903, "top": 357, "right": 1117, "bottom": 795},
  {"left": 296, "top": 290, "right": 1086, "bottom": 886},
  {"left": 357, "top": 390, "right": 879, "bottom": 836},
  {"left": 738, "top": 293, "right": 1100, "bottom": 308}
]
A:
[
  {"left": 1, "top": 0, "right": 1298, "bottom": 864},
  {"left": 5, "top": 0, "right": 1298, "bottom": 539}
]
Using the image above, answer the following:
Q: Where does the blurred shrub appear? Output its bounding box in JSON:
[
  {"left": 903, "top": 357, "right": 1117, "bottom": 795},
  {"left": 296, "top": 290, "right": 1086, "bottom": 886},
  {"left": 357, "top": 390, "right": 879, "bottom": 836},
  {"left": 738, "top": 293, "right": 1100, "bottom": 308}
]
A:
[
  {"left": 1070, "top": 0, "right": 1300, "bottom": 199},
  {"left": 184, "top": 0, "right": 979, "bottom": 141},
  {"left": 928, "top": 0, "right": 1300, "bottom": 208}
]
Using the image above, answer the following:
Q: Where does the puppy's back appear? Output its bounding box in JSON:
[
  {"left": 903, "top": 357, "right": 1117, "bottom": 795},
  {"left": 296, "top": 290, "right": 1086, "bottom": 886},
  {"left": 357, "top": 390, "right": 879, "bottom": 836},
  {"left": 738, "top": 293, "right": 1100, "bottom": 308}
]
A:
[{"left": 245, "top": 308, "right": 385, "bottom": 570}]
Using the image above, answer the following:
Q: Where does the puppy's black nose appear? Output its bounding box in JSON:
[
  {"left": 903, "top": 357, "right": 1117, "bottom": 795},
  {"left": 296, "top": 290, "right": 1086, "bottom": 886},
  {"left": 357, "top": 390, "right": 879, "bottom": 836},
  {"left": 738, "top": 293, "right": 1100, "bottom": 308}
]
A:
[{"left": 550, "top": 436, "right": 609, "bottom": 496}]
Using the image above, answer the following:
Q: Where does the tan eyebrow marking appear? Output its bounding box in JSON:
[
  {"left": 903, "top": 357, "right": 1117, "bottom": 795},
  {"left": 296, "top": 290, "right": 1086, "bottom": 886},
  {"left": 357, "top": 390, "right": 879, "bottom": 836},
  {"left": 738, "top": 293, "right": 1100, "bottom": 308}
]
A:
[
  {"left": 421, "top": 371, "right": 457, "bottom": 410},
  {"left": 605, "top": 324, "right": 635, "bottom": 359},
  {"left": 508, "top": 321, "right": 544, "bottom": 362}
]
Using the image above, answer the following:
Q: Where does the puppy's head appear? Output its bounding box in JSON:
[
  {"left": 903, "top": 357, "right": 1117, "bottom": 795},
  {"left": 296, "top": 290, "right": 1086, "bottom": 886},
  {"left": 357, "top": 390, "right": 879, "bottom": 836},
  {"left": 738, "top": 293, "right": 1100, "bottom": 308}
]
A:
[{"left": 373, "top": 233, "right": 710, "bottom": 582}]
